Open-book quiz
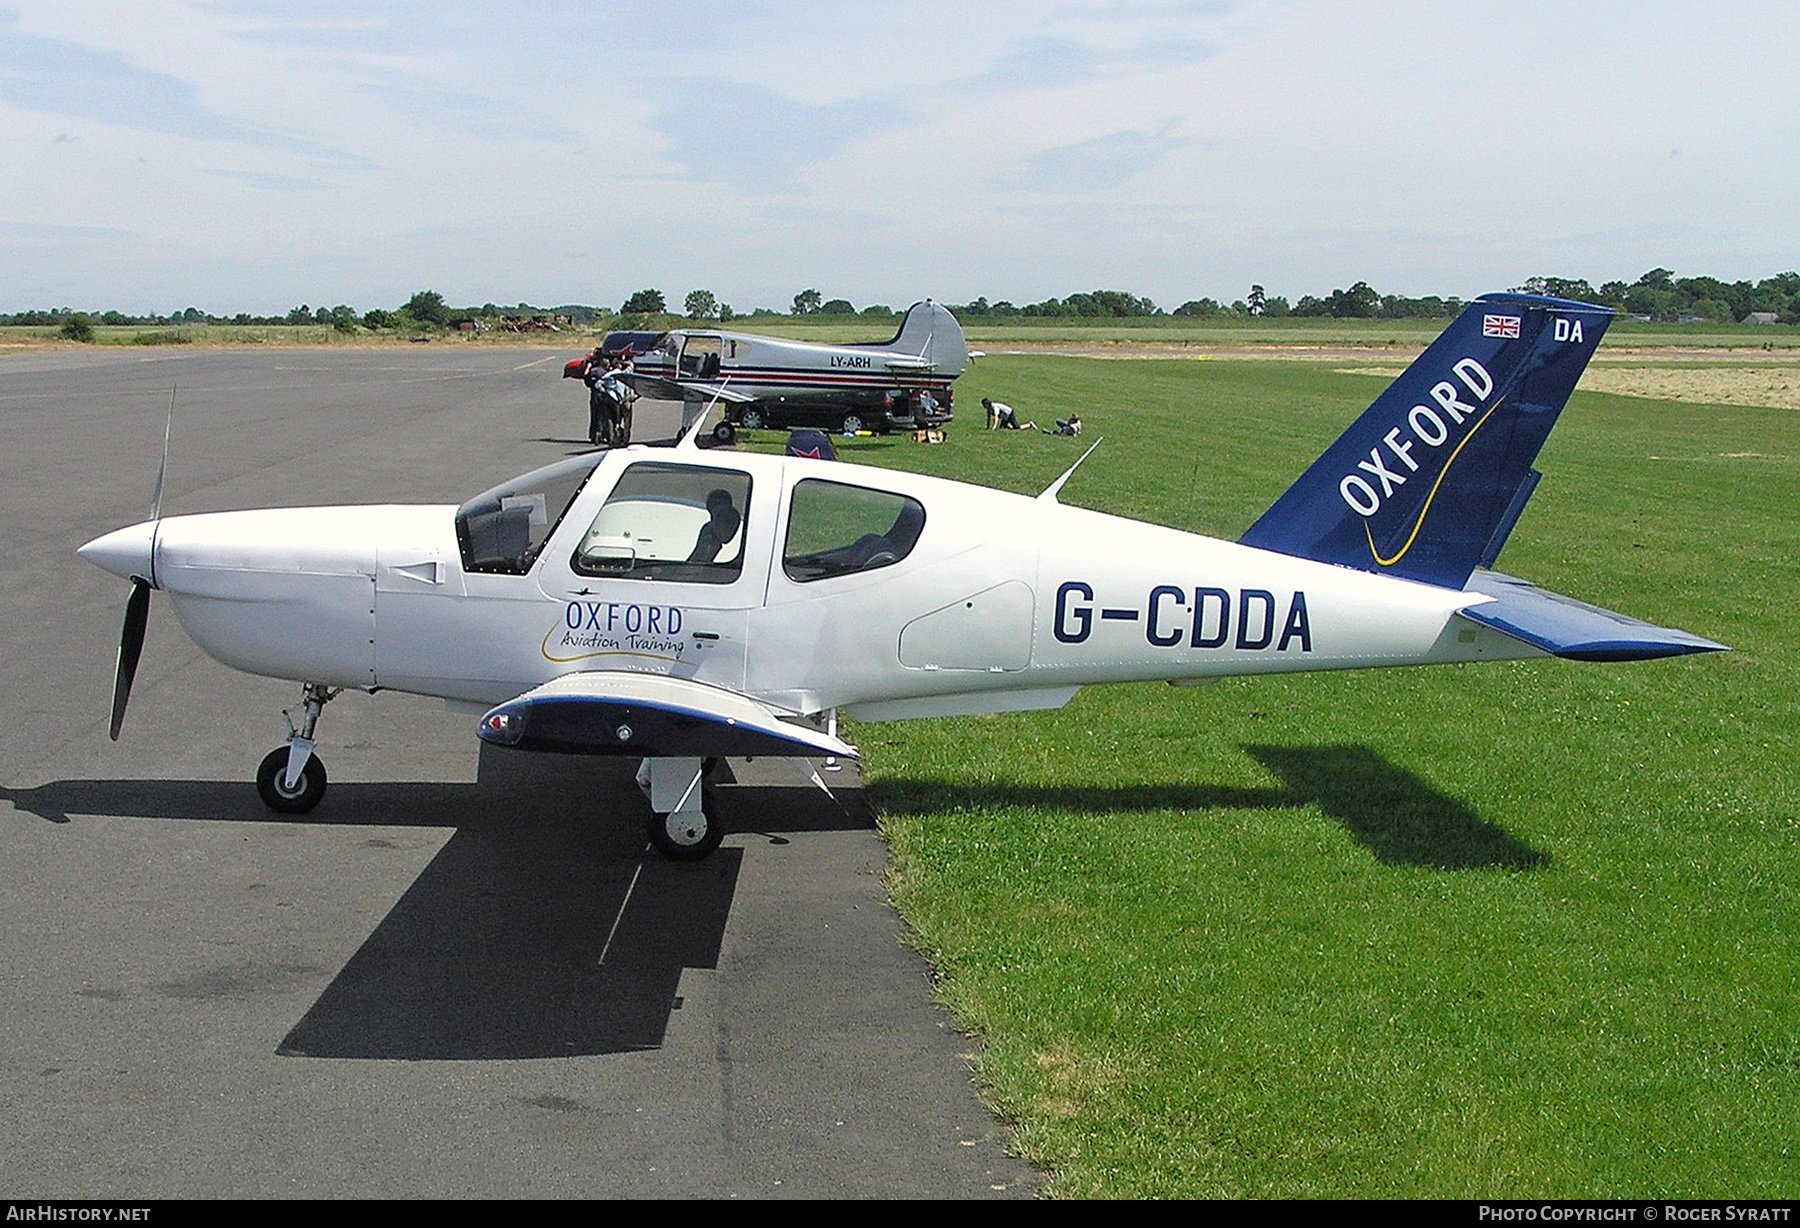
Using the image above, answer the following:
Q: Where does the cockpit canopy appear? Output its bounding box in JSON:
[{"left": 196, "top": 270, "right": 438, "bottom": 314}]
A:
[
  {"left": 455, "top": 453, "right": 599, "bottom": 575},
  {"left": 453, "top": 453, "right": 930, "bottom": 583}
]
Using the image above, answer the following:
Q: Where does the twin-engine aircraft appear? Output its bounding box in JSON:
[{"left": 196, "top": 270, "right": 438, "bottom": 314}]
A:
[
  {"left": 603, "top": 300, "right": 971, "bottom": 438},
  {"left": 80, "top": 293, "right": 1724, "bottom": 860}
]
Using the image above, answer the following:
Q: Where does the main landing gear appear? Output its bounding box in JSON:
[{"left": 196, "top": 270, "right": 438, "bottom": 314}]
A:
[
  {"left": 255, "top": 683, "right": 339, "bottom": 814},
  {"left": 248, "top": 688, "right": 732, "bottom": 861},
  {"left": 636, "top": 757, "right": 727, "bottom": 861}
]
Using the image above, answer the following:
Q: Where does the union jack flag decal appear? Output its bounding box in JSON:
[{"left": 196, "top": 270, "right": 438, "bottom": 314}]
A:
[{"left": 1483, "top": 314, "right": 1522, "bottom": 338}]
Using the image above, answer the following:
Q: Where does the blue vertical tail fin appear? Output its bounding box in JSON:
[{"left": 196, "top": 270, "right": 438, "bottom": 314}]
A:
[{"left": 1238, "top": 293, "right": 1613, "bottom": 589}]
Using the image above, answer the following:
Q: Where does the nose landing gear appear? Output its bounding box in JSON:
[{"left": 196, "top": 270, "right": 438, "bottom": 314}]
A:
[{"left": 255, "top": 683, "right": 340, "bottom": 814}]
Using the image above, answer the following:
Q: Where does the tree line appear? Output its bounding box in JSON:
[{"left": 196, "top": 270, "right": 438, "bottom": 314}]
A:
[
  {"left": 4, "top": 291, "right": 608, "bottom": 338},
  {"left": 11, "top": 269, "right": 1800, "bottom": 336},
  {"left": 941, "top": 270, "right": 1800, "bottom": 324}
]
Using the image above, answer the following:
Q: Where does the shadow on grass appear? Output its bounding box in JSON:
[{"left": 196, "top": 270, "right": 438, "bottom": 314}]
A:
[
  {"left": 1244, "top": 744, "right": 1545, "bottom": 870},
  {"left": 874, "top": 743, "right": 1545, "bottom": 872}
]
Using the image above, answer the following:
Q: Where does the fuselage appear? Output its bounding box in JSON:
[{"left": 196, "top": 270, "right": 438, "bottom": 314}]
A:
[
  {"left": 626, "top": 331, "right": 956, "bottom": 403},
  {"left": 79, "top": 445, "right": 1542, "bottom": 723},
  {"left": 620, "top": 301, "right": 971, "bottom": 416}
]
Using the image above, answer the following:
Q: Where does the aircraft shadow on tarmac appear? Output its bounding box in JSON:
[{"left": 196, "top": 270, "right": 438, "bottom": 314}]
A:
[
  {"left": 1, "top": 743, "right": 1535, "bottom": 1060},
  {"left": 2, "top": 748, "right": 872, "bottom": 1060}
]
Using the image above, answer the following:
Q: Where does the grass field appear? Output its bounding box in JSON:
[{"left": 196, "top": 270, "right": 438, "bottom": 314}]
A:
[{"left": 760, "top": 354, "right": 1799, "bottom": 1198}]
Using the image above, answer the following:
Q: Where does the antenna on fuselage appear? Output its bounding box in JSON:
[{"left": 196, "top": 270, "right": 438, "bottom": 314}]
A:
[{"left": 1036, "top": 437, "right": 1104, "bottom": 504}]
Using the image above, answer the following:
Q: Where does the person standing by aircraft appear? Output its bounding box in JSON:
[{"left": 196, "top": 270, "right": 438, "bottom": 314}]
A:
[
  {"left": 587, "top": 357, "right": 634, "bottom": 447},
  {"left": 610, "top": 355, "right": 637, "bottom": 443}
]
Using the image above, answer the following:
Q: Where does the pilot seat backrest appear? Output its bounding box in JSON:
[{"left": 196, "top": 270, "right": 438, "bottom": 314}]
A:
[
  {"left": 688, "top": 488, "right": 743, "bottom": 564},
  {"left": 496, "top": 505, "right": 533, "bottom": 562},
  {"left": 885, "top": 500, "right": 925, "bottom": 555}
]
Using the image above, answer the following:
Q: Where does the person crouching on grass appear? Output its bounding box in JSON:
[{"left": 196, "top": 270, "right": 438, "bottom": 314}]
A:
[{"left": 983, "top": 397, "right": 1037, "bottom": 430}]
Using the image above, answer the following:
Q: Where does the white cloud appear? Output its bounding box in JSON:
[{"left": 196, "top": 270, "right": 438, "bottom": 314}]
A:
[{"left": 1, "top": 0, "right": 1795, "bottom": 314}]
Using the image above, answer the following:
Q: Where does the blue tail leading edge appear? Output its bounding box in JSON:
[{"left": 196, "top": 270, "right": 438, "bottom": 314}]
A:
[{"left": 1240, "top": 293, "right": 1727, "bottom": 662}]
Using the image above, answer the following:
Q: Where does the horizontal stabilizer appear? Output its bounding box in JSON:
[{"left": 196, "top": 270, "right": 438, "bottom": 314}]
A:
[
  {"left": 477, "top": 673, "right": 858, "bottom": 759},
  {"left": 1458, "top": 571, "right": 1729, "bottom": 662}
]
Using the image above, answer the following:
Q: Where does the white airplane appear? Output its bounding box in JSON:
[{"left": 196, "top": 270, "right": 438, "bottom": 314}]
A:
[
  {"left": 80, "top": 293, "right": 1724, "bottom": 860},
  {"left": 600, "top": 300, "right": 972, "bottom": 439}
]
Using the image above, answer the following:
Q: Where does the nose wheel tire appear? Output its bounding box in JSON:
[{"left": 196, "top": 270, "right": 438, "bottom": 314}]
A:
[
  {"left": 646, "top": 782, "right": 724, "bottom": 861},
  {"left": 256, "top": 747, "right": 327, "bottom": 814}
]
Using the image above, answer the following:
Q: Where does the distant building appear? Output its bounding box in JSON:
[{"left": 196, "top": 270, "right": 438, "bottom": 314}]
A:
[{"left": 1744, "top": 312, "right": 1779, "bottom": 325}]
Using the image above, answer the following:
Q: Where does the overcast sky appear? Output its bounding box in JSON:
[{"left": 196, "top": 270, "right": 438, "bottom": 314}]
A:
[{"left": 3, "top": 1, "right": 1795, "bottom": 316}]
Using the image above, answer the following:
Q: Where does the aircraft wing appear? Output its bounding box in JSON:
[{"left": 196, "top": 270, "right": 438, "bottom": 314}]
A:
[
  {"left": 615, "top": 372, "right": 757, "bottom": 403},
  {"left": 613, "top": 371, "right": 684, "bottom": 400},
  {"left": 1456, "top": 570, "right": 1729, "bottom": 662},
  {"left": 475, "top": 672, "right": 858, "bottom": 759},
  {"left": 683, "top": 383, "right": 757, "bottom": 403}
]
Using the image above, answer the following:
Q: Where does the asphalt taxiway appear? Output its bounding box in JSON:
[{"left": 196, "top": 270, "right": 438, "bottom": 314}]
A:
[{"left": 0, "top": 345, "right": 1039, "bottom": 1198}]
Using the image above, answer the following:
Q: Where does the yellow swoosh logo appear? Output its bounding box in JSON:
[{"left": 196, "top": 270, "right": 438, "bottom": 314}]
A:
[{"left": 1365, "top": 397, "right": 1506, "bottom": 567}]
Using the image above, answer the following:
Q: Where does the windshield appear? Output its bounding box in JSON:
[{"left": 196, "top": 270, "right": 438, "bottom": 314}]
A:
[{"left": 455, "top": 454, "right": 601, "bottom": 575}]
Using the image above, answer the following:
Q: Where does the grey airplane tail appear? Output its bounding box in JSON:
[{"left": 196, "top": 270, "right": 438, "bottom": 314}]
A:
[{"left": 864, "top": 300, "right": 970, "bottom": 377}]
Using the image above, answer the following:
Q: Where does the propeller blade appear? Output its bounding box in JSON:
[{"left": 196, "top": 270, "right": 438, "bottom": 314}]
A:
[
  {"left": 109, "top": 578, "right": 151, "bottom": 741},
  {"left": 108, "top": 393, "right": 171, "bottom": 740},
  {"left": 148, "top": 387, "right": 173, "bottom": 522}
]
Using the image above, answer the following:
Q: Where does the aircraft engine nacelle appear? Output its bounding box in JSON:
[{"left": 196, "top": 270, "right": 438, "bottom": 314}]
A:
[{"left": 149, "top": 509, "right": 378, "bottom": 690}]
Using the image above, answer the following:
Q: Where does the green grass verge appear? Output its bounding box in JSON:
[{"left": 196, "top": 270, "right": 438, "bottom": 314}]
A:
[{"left": 751, "top": 355, "right": 1799, "bottom": 1197}]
